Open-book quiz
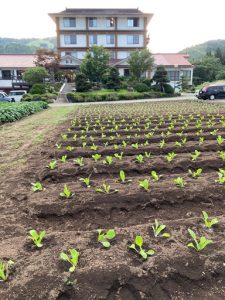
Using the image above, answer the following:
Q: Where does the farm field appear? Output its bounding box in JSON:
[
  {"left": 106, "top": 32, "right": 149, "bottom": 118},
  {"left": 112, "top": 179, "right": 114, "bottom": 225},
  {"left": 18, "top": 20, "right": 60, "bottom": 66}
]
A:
[{"left": 0, "top": 100, "right": 225, "bottom": 299}]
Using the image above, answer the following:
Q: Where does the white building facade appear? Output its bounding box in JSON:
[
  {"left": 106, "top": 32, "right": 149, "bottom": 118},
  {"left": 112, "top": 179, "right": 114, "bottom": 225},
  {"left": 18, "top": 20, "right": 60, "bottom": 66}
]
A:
[{"left": 49, "top": 8, "right": 153, "bottom": 76}]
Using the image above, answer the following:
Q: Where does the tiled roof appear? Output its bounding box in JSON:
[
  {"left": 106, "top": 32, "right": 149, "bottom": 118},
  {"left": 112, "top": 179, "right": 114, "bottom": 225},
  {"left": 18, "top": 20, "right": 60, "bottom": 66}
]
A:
[
  {"left": 0, "top": 54, "right": 36, "bottom": 68},
  {"left": 152, "top": 53, "right": 192, "bottom": 67},
  {"left": 49, "top": 8, "right": 152, "bottom": 17}
]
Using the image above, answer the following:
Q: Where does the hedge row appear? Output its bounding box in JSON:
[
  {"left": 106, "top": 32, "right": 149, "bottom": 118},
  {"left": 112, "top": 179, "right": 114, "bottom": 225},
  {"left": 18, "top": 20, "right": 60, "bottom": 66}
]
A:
[
  {"left": 66, "top": 91, "right": 180, "bottom": 103},
  {"left": 0, "top": 101, "right": 48, "bottom": 124}
]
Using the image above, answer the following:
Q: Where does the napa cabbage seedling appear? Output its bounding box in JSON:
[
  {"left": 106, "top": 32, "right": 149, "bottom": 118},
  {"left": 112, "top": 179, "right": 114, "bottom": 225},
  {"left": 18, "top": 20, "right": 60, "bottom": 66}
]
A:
[
  {"left": 191, "top": 150, "right": 201, "bottom": 161},
  {"left": 145, "top": 152, "right": 151, "bottom": 158},
  {"left": 79, "top": 175, "right": 91, "bottom": 188},
  {"left": 114, "top": 144, "right": 119, "bottom": 150},
  {"left": 132, "top": 143, "right": 139, "bottom": 149},
  {"left": 199, "top": 137, "right": 204, "bottom": 145},
  {"left": 216, "top": 169, "right": 225, "bottom": 184},
  {"left": 92, "top": 154, "right": 101, "bottom": 162},
  {"left": 0, "top": 260, "right": 14, "bottom": 281},
  {"left": 60, "top": 249, "right": 79, "bottom": 272},
  {"left": 174, "top": 177, "right": 186, "bottom": 188},
  {"left": 188, "top": 168, "right": 202, "bottom": 178},
  {"left": 218, "top": 151, "right": 225, "bottom": 160},
  {"left": 60, "top": 185, "right": 75, "bottom": 199},
  {"left": 151, "top": 171, "right": 162, "bottom": 182},
  {"left": 66, "top": 146, "right": 74, "bottom": 151},
  {"left": 73, "top": 157, "right": 84, "bottom": 166},
  {"left": 175, "top": 141, "right": 182, "bottom": 147},
  {"left": 165, "top": 152, "right": 176, "bottom": 162},
  {"left": 55, "top": 143, "right": 62, "bottom": 149},
  {"left": 82, "top": 142, "right": 87, "bottom": 148},
  {"left": 103, "top": 156, "right": 113, "bottom": 165},
  {"left": 159, "top": 139, "right": 165, "bottom": 148},
  {"left": 128, "top": 235, "right": 155, "bottom": 260},
  {"left": 90, "top": 143, "right": 97, "bottom": 151},
  {"left": 187, "top": 229, "right": 213, "bottom": 251},
  {"left": 114, "top": 152, "right": 123, "bottom": 160},
  {"left": 139, "top": 179, "right": 149, "bottom": 191},
  {"left": 136, "top": 154, "right": 144, "bottom": 163},
  {"left": 61, "top": 155, "right": 67, "bottom": 163},
  {"left": 217, "top": 135, "right": 225, "bottom": 145},
  {"left": 29, "top": 229, "right": 46, "bottom": 248},
  {"left": 96, "top": 184, "right": 118, "bottom": 194},
  {"left": 97, "top": 229, "right": 116, "bottom": 248},
  {"left": 122, "top": 141, "right": 127, "bottom": 147},
  {"left": 202, "top": 211, "right": 218, "bottom": 229},
  {"left": 152, "top": 219, "right": 170, "bottom": 237},
  {"left": 48, "top": 160, "right": 57, "bottom": 170},
  {"left": 119, "top": 170, "right": 132, "bottom": 184},
  {"left": 31, "top": 182, "right": 43, "bottom": 192},
  {"left": 61, "top": 134, "right": 68, "bottom": 140}
]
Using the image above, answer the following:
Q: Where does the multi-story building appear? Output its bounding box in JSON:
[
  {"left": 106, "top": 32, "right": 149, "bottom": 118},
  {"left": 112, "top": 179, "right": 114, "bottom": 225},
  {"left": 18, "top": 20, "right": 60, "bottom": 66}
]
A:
[{"left": 49, "top": 8, "right": 153, "bottom": 76}]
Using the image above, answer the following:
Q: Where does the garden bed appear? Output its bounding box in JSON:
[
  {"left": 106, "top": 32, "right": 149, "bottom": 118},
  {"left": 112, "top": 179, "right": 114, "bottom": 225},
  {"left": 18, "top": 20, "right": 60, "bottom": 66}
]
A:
[{"left": 0, "top": 101, "right": 225, "bottom": 299}]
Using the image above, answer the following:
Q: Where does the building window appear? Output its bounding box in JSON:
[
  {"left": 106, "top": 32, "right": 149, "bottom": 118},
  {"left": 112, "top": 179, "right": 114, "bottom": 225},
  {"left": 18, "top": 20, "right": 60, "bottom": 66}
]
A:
[
  {"left": 64, "top": 35, "right": 77, "bottom": 45},
  {"left": 89, "top": 35, "right": 98, "bottom": 45},
  {"left": 182, "top": 70, "right": 192, "bottom": 79},
  {"left": 124, "top": 69, "right": 130, "bottom": 77},
  {"left": 106, "top": 17, "right": 115, "bottom": 27},
  {"left": 109, "top": 51, "right": 116, "bottom": 59},
  {"left": 16, "top": 70, "right": 23, "bottom": 79},
  {"left": 89, "top": 17, "right": 97, "bottom": 27},
  {"left": 2, "top": 70, "right": 11, "bottom": 79},
  {"left": 167, "top": 70, "right": 180, "bottom": 81},
  {"left": 63, "top": 17, "right": 76, "bottom": 27},
  {"left": 127, "top": 18, "right": 139, "bottom": 27},
  {"left": 106, "top": 34, "right": 115, "bottom": 45},
  {"left": 65, "top": 51, "right": 77, "bottom": 58},
  {"left": 127, "top": 35, "right": 139, "bottom": 44}
]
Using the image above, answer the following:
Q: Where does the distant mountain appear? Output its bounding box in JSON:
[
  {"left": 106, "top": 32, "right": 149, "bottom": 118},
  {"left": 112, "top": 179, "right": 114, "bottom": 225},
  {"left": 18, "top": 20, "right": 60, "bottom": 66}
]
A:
[
  {"left": 0, "top": 37, "right": 56, "bottom": 54},
  {"left": 181, "top": 39, "right": 225, "bottom": 61}
]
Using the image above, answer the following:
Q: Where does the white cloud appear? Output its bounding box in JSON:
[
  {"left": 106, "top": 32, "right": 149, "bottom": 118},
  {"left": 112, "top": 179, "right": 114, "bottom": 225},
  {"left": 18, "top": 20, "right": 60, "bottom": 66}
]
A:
[{"left": 0, "top": 0, "right": 225, "bottom": 52}]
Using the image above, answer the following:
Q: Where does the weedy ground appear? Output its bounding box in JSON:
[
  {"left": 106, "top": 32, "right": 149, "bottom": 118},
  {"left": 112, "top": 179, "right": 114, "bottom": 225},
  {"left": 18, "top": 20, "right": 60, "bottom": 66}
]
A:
[{"left": 0, "top": 101, "right": 225, "bottom": 300}]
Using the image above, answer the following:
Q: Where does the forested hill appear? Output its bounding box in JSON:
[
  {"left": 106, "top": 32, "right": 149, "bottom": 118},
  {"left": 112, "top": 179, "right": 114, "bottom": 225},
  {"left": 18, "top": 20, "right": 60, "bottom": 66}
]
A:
[
  {"left": 0, "top": 37, "right": 56, "bottom": 54},
  {"left": 181, "top": 39, "right": 225, "bottom": 61}
]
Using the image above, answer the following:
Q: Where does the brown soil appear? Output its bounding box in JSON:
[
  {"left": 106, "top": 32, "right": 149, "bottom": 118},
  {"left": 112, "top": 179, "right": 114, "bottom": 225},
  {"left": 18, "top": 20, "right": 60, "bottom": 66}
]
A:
[{"left": 0, "top": 102, "right": 225, "bottom": 300}]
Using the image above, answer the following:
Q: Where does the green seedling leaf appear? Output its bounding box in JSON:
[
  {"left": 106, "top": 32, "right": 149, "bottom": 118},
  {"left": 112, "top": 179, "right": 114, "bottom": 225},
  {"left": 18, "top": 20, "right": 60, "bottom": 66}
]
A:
[
  {"left": 31, "top": 182, "right": 43, "bottom": 192},
  {"left": 135, "top": 235, "right": 143, "bottom": 248},
  {"left": 152, "top": 219, "right": 170, "bottom": 238},
  {"left": 128, "top": 235, "right": 155, "bottom": 260},
  {"left": 202, "top": 211, "right": 218, "bottom": 229},
  {"left": 60, "top": 248, "right": 79, "bottom": 273},
  {"left": 97, "top": 229, "right": 116, "bottom": 248},
  {"left": 60, "top": 184, "right": 75, "bottom": 199},
  {"left": 29, "top": 229, "right": 46, "bottom": 248},
  {"left": 187, "top": 228, "right": 213, "bottom": 251}
]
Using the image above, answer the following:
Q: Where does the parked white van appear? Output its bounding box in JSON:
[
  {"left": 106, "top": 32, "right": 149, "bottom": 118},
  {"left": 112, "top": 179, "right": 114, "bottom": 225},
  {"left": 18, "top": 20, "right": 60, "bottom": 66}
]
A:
[{"left": 8, "top": 90, "right": 27, "bottom": 102}]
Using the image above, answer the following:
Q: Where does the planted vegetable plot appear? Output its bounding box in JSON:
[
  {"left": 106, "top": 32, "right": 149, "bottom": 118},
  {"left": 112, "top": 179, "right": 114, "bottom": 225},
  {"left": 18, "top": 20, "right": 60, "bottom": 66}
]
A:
[{"left": 1, "top": 101, "right": 225, "bottom": 299}]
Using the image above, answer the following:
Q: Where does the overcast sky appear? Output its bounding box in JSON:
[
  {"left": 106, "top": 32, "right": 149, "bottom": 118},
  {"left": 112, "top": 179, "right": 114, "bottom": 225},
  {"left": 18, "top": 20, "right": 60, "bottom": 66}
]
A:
[{"left": 1, "top": 0, "right": 225, "bottom": 52}]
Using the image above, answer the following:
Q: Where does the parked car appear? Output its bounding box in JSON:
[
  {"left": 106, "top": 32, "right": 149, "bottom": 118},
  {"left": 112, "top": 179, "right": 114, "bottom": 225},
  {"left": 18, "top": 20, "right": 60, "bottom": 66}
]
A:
[
  {"left": 197, "top": 84, "right": 225, "bottom": 100},
  {"left": 8, "top": 90, "right": 27, "bottom": 102},
  {"left": 0, "top": 92, "right": 15, "bottom": 102}
]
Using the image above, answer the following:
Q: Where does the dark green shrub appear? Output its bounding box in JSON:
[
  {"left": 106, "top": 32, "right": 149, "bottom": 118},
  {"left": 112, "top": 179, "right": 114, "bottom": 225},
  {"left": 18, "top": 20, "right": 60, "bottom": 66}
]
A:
[
  {"left": 152, "top": 84, "right": 161, "bottom": 92},
  {"left": 164, "top": 84, "right": 174, "bottom": 94},
  {"left": 75, "top": 73, "right": 92, "bottom": 92},
  {"left": 142, "top": 78, "right": 152, "bottom": 87},
  {"left": 30, "top": 83, "right": 46, "bottom": 95},
  {"left": 133, "top": 83, "right": 150, "bottom": 93},
  {"left": 105, "top": 67, "right": 121, "bottom": 90}
]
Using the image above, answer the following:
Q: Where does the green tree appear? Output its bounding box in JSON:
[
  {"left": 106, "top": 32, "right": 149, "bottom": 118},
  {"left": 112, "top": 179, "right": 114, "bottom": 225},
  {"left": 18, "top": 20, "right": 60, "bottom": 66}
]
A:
[
  {"left": 128, "top": 49, "right": 154, "bottom": 81},
  {"left": 152, "top": 65, "right": 169, "bottom": 91},
  {"left": 75, "top": 72, "right": 92, "bottom": 92},
  {"left": 80, "top": 45, "right": 110, "bottom": 83},
  {"left": 193, "top": 55, "right": 222, "bottom": 84},
  {"left": 105, "top": 67, "right": 121, "bottom": 90},
  {"left": 23, "top": 67, "right": 49, "bottom": 85}
]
